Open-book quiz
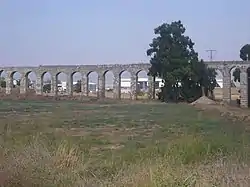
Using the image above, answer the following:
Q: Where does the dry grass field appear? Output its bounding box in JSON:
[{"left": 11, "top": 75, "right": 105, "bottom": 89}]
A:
[
  {"left": 1, "top": 99, "right": 250, "bottom": 186},
  {"left": 0, "top": 86, "right": 240, "bottom": 101}
]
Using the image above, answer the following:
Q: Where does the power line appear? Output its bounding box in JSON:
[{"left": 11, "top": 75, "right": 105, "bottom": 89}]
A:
[{"left": 206, "top": 49, "right": 217, "bottom": 61}]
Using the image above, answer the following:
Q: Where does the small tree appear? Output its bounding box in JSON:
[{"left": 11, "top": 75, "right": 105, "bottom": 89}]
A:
[
  {"left": 74, "top": 80, "right": 81, "bottom": 93},
  {"left": 0, "top": 77, "right": 6, "bottom": 88},
  {"left": 233, "top": 68, "right": 241, "bottom": 82},
  {"left": 232, "top": 44, "right": 250, "bottom": 82},
  {"left": 43, "top": 84, "right": 51, "bottom": 93}
]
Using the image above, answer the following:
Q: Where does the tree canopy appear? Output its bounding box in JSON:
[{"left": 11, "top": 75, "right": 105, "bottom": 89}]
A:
[
  {"left": 240, "top": 44, "right": 250, "bottom": 61},
  {"left": 232, "top": 44, "right": 250, "bottom": 82},
  {"left": 147, "top": 20, "right": 217, "bottom": 102}
]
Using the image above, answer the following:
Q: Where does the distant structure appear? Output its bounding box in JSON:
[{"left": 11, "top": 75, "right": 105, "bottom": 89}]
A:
[
  {"left": 206, "top": 49, "right": 217, "bottom": 61},
  {"left": 0, "top": 60, "right": 250, "bottom": 107},
  {"left": 216, "top": 79, "right": 223, "bottom": 88},
  {"left": 119, "top": 77, "right": 163, "bottom": 93},
  {"left": 57, "top": 77, "right": 164, "bottom": 93}
]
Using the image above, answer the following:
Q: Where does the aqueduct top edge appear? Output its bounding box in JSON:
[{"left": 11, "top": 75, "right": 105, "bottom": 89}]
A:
[{"left": 0, "top": 61, "right": 250, "bottom": 76}]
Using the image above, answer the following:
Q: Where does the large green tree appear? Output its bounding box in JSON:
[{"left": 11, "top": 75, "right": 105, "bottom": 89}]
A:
[
  {"left": 233, "top": 44, "right": 250, "bottom": 82},
  {"left": 147, "top": 20, "right": 217, "bottom": 102}
]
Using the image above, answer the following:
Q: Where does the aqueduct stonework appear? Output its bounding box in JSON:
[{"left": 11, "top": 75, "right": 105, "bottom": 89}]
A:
[{"left": 0, "top": 60, "right": 250, "bottom": 107}]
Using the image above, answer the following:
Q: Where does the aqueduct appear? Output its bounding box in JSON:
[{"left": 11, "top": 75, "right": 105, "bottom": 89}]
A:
[{"left": 0, "top": 60, "right": 250, "bottom": 107}]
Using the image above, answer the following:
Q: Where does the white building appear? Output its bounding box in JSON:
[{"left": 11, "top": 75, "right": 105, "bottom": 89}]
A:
[
  {"left": 57, "top": 81, "right": 97, "bottom": 92},
  {"left": 216, "top": 79, "right": 223, "bottom": 88},
  {"left": 57, "top": 82, "right": 67, "bottom": 92},
  {"left": 120, "top": 77, "right": 164, "bottom": 93},
  {"left": 13, "top": 79, "right": 18, "bottom": 86},
  {"left": 57, "top": 77, "right": 224, "bottom": 93},
  {"left": 120, "top": 77, "right": 226, "bottom": 92}
]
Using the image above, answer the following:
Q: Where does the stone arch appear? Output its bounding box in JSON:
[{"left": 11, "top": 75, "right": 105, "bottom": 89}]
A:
[
  {"left": 25, "top": 71, "right": 37, "bottom": 94},
  {"left": 229, "top": 65, "right": 241, "bottom": 84},
  {"left": 229, "top": 67, "right": 240, "bottom": 103},
  {"left": 71, "top": 71, "right": 82, "bottom": 95},
  {"left": 119, "top": 70, "right": 132, "bottom": 99},
  {"left": 56, "top": 72, "right": 68, "bottom": 95},
  {"left": 87, "top": 71, "right": 98, "bottom": 97},
  {"left": 235, "top": 65, "right": 250, "bottom": 108},
  {"left": 10, "top": 71, "right": 22, "bottom": 94},
  {"left": 41, "top": 71, "right": 52, "bottom": 94},
  {"left": 104, "top": 70, "right": 114, "bottom": 98}
]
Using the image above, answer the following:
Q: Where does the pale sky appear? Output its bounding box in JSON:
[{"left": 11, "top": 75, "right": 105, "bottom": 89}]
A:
[{"left": 0, "top": 0, "right": 249, "bottom": 84}]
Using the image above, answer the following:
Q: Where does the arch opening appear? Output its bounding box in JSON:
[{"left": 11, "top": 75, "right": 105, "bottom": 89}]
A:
[
  {"left": 42, "top": 72, "right": 52, "bottom": 95},
  {"left": 25, "top": 71, "right": 37, "bottom": 94},
  {"left": 119, "top": 70, "right": 132, "bottom": 99},
  {"left": 56, "top": 72, "right": 68, "bottom": 95},
  {"left": 213, "top": 69, "right": 223, "bottom": 101},
  {"left": 11, "top": 71, "right": 22, "bottom": 94},
  {"left": 230, "top": 67, "right": 241, "bottom": 105},
  {"left": 104, "top": 71, "right": 114, "bottom": 98},
  {"left": 0, "top": 70, "right": 7, "bottom": 93},
  {"left": 87, "top": 71, "right": 98, "bottom": 97},
  {"left": 72, "top": 72, "right": 82, "bottom": 95},
  {"left": 136, "top": 70, "right": 148, "bottom": 100}
]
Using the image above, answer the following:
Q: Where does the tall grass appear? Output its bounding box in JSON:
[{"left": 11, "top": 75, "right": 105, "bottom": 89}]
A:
[
  {"left": 1, "top": 102, "right": 250, "bottom": 186},
  {"left": 1, "top": 132, "right": 250, "bottom": 186}
]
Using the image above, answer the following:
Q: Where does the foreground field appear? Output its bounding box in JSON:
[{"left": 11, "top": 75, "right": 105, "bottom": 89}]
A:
[{"left": 1, "top": 100, "right": 250, "bottom": 186}]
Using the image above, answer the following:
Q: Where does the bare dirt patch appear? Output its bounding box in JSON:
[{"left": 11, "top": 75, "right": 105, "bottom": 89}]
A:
[
  {"left": 193, "top": 102, "right": 250, "bottom": 123},
  {"left": 189, "top": 95, "right": 250, "bottom": 123},
  {"left": 190, "top": 96, "right": 216, "bottom": 105}
]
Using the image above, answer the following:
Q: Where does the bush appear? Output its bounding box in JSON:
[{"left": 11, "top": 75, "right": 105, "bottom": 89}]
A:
[{"left": 43, "top": 84, "right": 51, "bottom": 93}]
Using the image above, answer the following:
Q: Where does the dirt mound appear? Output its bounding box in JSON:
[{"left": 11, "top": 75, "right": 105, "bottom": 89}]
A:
[{"left": 190, "top": 96, "right": 216, "bottom": 106}]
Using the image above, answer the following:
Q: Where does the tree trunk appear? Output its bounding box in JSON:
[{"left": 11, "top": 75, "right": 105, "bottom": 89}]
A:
[
  {"left": 201, "top": 86, "right": 205, "bottom": 96},
  {"left": 210, "top": 90, "right": 215, "bottom": 100}
]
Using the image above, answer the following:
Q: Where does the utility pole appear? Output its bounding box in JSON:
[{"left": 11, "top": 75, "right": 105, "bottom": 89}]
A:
[{"left": 206, "top": 49, "right": 217, "bottom": 61}]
